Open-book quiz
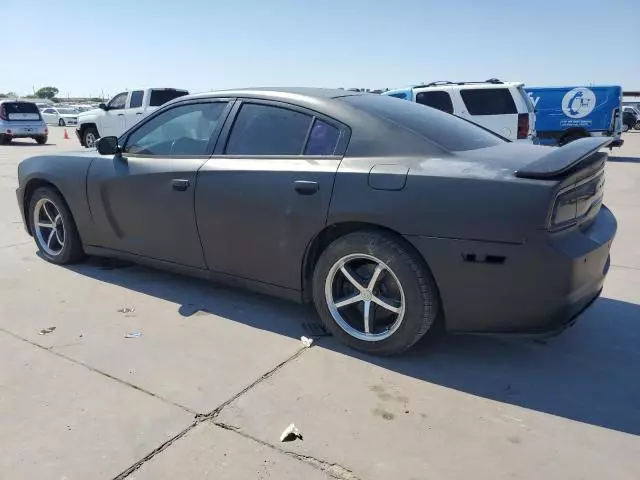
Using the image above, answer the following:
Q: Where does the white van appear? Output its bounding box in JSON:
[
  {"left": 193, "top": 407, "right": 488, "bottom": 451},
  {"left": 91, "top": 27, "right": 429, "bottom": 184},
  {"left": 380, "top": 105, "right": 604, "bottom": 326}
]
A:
[{"left": 383, "top": 79, "right": 537, "bottom": 142}]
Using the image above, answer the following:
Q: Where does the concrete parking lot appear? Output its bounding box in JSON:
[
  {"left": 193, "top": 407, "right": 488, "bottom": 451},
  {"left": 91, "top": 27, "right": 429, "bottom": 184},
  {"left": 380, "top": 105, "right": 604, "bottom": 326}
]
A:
[{"left": 1, "top": 127, "right": 639, "bottom": 480}]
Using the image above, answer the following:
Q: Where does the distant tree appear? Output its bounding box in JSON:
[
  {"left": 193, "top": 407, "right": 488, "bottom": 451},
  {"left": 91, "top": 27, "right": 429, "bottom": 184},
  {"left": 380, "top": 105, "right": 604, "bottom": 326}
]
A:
[
  {"left": 25, "top": 94, "right": 37, "bottom": 99},
  {"left": 35, "top": 86, "right": 59, "bottom": 99},
  {"left": 89, "top": 97, "right": 104, "bottom": 102}
]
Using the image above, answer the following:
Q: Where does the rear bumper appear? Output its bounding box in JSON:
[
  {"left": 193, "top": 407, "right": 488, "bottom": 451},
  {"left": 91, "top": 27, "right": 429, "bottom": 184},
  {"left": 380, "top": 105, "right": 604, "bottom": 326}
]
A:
[
  {"left": 407, "top": 205, "right": 617, "bottom": 334},
  {"left": 0, "top": 124, "right": 47, "bottom": 138}
]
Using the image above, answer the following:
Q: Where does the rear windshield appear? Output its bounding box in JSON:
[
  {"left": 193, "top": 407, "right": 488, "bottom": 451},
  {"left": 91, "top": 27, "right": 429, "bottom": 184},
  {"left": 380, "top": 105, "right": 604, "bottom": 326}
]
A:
[
  {"left": 339, "top": 94, "right": 505, "bottom": 152},
  {"left": 460, "top": 88, "right": 517, "bottom": 115},
  {"left": 2, "top": 102, "right": 41, "bottom": 120},
  {"left": 149, "top": 89, "right": 189, "bottom": 107}
]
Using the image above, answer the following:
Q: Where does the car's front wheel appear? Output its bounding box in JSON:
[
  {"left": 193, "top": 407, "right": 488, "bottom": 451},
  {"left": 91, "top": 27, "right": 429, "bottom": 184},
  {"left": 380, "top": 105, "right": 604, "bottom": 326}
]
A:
[
  {"left": 634, "top": 121, "right": 640, "bottom": 131},
  {"left": 58, "top": 118, "right": 66, "bottom": 127},
  {"left": 312, "top": 231, "right": 440, "bottom": 355},
  {"left": 82, "top": 127, "right": 99, "bottom": 148},
  {"left": 29, "top": 187, "right": 85, "bottom": 264}
]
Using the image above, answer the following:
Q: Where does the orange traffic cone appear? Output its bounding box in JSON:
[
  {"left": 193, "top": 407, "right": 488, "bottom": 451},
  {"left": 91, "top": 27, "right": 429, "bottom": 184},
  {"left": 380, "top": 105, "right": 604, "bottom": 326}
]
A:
[{"left": 63, "top": 129, "right": 69, "bottom": 140}]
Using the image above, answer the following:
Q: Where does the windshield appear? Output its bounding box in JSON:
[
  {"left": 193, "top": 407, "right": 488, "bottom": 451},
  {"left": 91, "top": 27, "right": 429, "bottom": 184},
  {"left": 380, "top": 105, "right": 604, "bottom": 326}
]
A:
[
  {"left": 339, "top": 94, "right": 506, "bottom": 152},
  {"left": 58, "top": 108, "right": 78, "bottom": 114}
]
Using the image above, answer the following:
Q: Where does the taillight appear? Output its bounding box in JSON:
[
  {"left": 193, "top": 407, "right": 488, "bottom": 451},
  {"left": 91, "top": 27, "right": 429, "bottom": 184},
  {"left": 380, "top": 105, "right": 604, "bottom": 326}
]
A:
[
  {"left": 517, "top": 113, "right": 529, "bottom": 139},
  {"left": 0, "top": 106, "right": 7, "bottom": 121}
]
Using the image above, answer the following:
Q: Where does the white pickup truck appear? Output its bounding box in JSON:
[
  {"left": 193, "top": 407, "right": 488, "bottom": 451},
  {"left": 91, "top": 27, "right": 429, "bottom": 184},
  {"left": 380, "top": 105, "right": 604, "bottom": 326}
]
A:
[{"left": 76, "top": 87, "right": 189, "bottom": 147}]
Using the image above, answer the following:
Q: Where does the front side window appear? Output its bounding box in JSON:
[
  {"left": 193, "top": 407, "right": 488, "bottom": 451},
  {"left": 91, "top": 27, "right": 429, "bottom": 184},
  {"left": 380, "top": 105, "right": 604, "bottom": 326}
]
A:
[
  {"left": 460, "top": 88, "right": 517, "bottom": 115},
  {"left": 129, "top": 90, "right": 144, "bottom": 108},
  {"left": 225, "top": 103, "right": 313, "bottom": 156},
  {"left": 415, "top": 91, "right": 454, "bottom": 114},
  {"left": 124, "top": 102, "right": 227, "bottom": 156},
  {"left": 108, "top": 92, "right": 128, "bottom": 110}
]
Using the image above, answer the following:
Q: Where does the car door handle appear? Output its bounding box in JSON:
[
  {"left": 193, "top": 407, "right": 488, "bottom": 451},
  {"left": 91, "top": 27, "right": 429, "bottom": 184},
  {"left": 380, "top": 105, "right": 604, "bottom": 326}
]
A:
[
  {"left": 117, "top": 114, "right": 125, "bottom": 116},
  {"left": 136, "top": 112, "right": 143, "bottom": 115},
  {"left": 171, "top": 179, "right": 190, "bottom": 191},
  {"left": 294, "top": 180, "right": 319, "bottom": 195}
]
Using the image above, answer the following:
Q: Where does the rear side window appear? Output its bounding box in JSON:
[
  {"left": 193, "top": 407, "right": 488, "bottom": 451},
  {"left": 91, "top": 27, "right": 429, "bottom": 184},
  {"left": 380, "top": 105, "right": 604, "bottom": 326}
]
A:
[
  {"left": 2, "top": 102, "right": 41, "bottom": 120},
  {"left": 304, "top": 119, "right": 340, "bottom": 155},
  {"left": 149, "top": 89, "right": 189, "bottom": 107},
  {"left": 460, "top": 88, "right": 517, "bottom": 115},
  {"left": 225, "top": 104, "right": 312, "bottom": 156},
  {"left": 415, "top": 91, "right": 454, "bottom": 114},
  {"left": 340, "top": 94, "right": 504, "bottom": 152},
  {"left": 129, "top": 90, "right": 144, "bottom": 108}
]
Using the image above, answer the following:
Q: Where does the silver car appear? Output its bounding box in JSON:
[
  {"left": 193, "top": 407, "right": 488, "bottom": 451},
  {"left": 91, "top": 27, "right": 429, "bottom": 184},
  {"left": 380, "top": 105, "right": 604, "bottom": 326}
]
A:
[{"left": 0, "top": 101, "right": 48, "bottom": 144}]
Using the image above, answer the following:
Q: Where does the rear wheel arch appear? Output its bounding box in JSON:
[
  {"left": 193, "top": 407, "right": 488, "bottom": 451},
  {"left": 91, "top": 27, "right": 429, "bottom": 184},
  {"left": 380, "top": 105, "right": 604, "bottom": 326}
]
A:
[{"left": 302, "top": 221, "right": 438, "bottom": 302}]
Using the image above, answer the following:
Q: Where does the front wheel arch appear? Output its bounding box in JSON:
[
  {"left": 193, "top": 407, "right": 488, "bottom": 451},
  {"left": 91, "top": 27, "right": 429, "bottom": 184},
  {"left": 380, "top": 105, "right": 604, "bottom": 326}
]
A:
[{"left": 23, "top": 179, "right": 64, "bottom": 236}]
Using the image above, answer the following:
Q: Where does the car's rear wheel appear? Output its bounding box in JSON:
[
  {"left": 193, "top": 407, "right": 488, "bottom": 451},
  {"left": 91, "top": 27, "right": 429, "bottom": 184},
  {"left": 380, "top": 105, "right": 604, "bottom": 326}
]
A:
[
  {"left": 634, "top": 121, "right": 640, "bottom": 131},
  {"left": 622, "top": 124, "right": 630, "bottom": 133},
  {"left": 35, "top": 136, "right": 48, "bottom": 145},
  {"left": 58, "top": 118, "right": 65, "bottom": 127},
  {"left": 0, "top": 134, "right": 11, "bottom": 145},
  {"left": 312, "top": 231, "right": 440, "bottom": 355},
  {"left": 82, "top": 127, "right": 99, "bottom": 148},
  {"left": 29, "top": 187, "right": 85, "bottom": 264}
]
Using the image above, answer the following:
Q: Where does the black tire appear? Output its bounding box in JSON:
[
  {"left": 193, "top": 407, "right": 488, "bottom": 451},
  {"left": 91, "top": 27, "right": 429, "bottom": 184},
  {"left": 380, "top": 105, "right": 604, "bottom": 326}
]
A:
[
  {"left": 634, "top": 122, "right": 640, "bottom": 131},
  {"left": 28, "top": 186, "right": 85, "bottom": 265},
  {"left": 82, "top": 126, "right": 99, "bottom": 148},
  {"left": 58, "top": 118, "right": 65, "bottom": 127},
  {"left": 559, "top": 132, "right": 586, "bottom": 146},
  {"left": 0, "top": 134, "right": 10, "bottom": 145},
  {"left": 35, "top": 136, "right": 48, "bottom": 145},
  {"left": 312, "top": 231, "right": 440, "bottom": 355}
]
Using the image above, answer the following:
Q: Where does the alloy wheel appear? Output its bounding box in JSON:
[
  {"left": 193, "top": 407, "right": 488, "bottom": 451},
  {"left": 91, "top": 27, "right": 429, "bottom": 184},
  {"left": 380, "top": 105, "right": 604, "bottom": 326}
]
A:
[
  {"left": 325, "top": 253, "right": 405, "bottom": 341},
  {"left": 34, "top": 198, "right": 65, "bottom": 256}
]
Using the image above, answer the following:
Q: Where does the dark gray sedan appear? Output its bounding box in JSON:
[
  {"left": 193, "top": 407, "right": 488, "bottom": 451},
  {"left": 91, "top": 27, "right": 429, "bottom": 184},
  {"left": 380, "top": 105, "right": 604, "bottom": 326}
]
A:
[{"left": 16, "top": 88, "right": 616, "bottom": 354}]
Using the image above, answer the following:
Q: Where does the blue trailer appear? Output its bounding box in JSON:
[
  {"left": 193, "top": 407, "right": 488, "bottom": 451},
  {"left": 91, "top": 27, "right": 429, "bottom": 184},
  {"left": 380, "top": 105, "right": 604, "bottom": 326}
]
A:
[{"left": 525, "top": 85, "right": 623, "bottom": 147}]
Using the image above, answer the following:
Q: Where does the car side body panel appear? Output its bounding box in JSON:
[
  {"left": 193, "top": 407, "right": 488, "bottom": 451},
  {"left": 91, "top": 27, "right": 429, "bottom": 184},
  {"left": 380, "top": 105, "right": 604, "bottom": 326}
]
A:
[{"left": 17, "top": 153, "right": 97, "bottom": 243}]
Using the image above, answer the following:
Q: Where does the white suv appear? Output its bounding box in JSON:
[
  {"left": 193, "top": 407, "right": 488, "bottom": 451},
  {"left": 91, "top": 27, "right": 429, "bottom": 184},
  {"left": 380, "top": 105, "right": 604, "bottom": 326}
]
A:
[{"left": 383, "top": 79, "right": 537, "bottom": 142}]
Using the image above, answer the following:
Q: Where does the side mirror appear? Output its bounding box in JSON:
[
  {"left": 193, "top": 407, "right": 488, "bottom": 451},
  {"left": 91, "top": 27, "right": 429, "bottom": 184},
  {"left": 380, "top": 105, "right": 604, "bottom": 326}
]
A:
[
  {"left": 98, "top": 103, "right": 108, "bottom": 111},
  {"left": 96, "top": 136, "right": 120, "bottom": 155}
]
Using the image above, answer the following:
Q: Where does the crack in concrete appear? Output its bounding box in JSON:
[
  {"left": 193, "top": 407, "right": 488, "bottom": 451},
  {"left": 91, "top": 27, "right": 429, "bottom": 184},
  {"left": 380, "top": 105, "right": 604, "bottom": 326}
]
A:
[
  {"left": 111, "top": 346, "right": 309, "bottom": 479},
  {"left": 611, "top": 263, "right": 640, "bottom": 271},
  {"left": 0, "top": 240, "right": 32, "bottom": 249},
  {"left": 215, "top": 421, "right": 360, "bottom": 480},
  {"left": 0, "top": 327, "right": 197, "bottom": 415}
]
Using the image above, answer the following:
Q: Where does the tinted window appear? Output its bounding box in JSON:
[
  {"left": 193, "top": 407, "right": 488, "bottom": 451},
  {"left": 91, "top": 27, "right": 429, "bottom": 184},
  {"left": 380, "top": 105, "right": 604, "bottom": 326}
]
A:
[
  {"left": 124, "top": 102, "right": 227, "bottom": 156},
  {"left": 4, "top": 102, "right": 40, "bottom": 114},
  {"left": 460, "top": 88, "right": 517, "bottom": 115},
  {"left": 226, "top": 104, "right": 312, "bottom": 156},
  {"left": 129, "top": 90, "right": 144, "bottom": 108},
  {"left": 415, "top": 91, "right": 454, "bottom": 114},
  {"left": 108, "top": 92, "right": 128, "bottom": 110},
  {"left": 305, "top": 119, "right": 340, "bottom": 155},
  {"left": 43, "top": 109, "right": 55, "bottom": 114},
  {"left": 388, "top": 93, "right": 408, "bottom": 100},
  {"left": 149, "top": 89, "right": 189, "bottom": 107},
  {"left": 339, "top": 94, "right": 504, "bottom": 152}
]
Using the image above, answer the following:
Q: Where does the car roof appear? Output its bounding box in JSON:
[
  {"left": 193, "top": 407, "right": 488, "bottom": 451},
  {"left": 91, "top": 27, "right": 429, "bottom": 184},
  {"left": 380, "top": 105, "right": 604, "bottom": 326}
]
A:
[{"left": 184, "top": 87, "right": 362, "bottom": 102}]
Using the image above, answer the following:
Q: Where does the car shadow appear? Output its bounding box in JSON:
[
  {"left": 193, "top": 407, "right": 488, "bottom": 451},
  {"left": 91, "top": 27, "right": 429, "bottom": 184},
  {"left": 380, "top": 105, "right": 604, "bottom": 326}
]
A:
[
  {"left": 66, "top": 257, "right": 640, "bottom": 436},
  {"left": 5, "top": 141, "right": 56, "bottom": 147},
  {"left": 609, "top": 156, "right": 640, "bottom": 164}
]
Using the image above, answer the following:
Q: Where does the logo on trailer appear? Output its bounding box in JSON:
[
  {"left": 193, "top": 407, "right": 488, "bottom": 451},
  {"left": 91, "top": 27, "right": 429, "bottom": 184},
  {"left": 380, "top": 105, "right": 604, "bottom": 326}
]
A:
[{"left": 562, "top": 88, "right": 596, "bottom": 119}]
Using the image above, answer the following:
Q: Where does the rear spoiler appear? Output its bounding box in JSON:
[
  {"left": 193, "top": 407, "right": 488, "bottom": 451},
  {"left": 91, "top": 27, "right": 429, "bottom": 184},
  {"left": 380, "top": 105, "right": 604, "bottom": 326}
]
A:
[{"left": 515, "top": 137, "right": 611, "bottom": 179}]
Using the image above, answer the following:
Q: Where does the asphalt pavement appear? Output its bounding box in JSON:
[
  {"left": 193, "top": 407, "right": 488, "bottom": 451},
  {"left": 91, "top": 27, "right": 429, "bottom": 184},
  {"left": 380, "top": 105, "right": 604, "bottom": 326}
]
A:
[{"left": 1, "top": 127, "right": 639, "bottom": 480}]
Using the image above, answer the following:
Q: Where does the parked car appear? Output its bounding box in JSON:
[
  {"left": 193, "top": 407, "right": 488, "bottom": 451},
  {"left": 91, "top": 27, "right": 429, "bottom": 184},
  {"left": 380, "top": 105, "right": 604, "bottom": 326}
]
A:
[
  {"left": 76, "top": 87, "right": 189, "bottom": 148},
  {"left": 16, "top": 88, "right": 616, "bottom": 355},
  {"left": 0, "top": 100, "right": 48, "bottom": 144},
  {"left": 40, "top": 107, "right": 79, "bottom": 126},
  {"left": 622, "top": 105, "right": 640, "bottom": 130},
  {"left": 382, "top": 79, "right": 536, "bottom": 142},
  {"left": 622, "top": 108, "right": 638, "bottom": 132},
  {"left": 525, "top": 85, "right": 624, "bottom": 146}
]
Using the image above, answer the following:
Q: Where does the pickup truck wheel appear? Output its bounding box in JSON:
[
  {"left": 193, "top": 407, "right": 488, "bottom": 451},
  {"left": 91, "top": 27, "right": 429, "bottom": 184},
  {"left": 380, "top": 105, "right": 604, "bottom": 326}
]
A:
[
  {"left": 83, "top": 127, "right": 99, "bottom": 148},
  {"left": 58, "top": 118, "right": 66, "bottom": 127},
  {"left": 634, "top": 122, "right": 640, "bottom": 131}
]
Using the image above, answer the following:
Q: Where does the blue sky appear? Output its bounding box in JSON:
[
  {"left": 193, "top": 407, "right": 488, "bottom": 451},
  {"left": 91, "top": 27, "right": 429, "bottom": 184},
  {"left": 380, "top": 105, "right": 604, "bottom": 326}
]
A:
[{"left": 4, "top": 0, "right": 638, "bottom": 97}]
